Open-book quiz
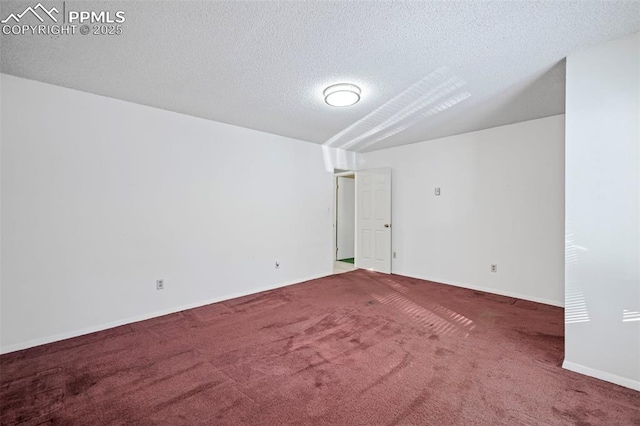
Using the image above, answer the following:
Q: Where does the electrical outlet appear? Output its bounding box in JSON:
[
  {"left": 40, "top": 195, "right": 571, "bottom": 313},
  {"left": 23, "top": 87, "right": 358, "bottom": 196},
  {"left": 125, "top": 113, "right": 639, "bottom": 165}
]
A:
[
  {"left": 156, "top": 279, "right": 164, "bottom": 290},
  {"left": 275, "top": 260, "right": 280, "bottom": 269},
  {"left": 490, "top": 264, "right": 497, "bottom": 273},
  {"left": 434, "top": 187, "right": 441, "bottom": 196}
]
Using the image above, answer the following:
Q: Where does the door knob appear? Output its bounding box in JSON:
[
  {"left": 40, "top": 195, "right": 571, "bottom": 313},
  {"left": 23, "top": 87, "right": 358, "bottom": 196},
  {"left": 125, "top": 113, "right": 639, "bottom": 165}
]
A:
[{"left": 384, "top": 224, "right": 391, "bottom": 228}]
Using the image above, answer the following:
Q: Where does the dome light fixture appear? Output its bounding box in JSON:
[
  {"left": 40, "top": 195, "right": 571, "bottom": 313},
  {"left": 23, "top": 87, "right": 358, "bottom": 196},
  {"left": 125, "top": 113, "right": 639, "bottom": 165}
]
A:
[{"left": 323, "top": 83, "right": 361, "bottom": 107}]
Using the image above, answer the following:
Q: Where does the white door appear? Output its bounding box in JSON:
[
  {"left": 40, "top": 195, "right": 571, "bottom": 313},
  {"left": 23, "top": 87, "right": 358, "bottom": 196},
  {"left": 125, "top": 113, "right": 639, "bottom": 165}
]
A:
[{"left": 356, "top": 168, "right": 392, "bottom": 273}]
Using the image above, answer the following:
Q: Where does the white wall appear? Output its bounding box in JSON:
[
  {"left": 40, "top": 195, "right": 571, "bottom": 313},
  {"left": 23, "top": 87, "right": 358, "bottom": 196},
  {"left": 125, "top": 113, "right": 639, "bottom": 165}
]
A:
[
  {"left": 564, "top": 32, "right": 640, "bottom": 391},
  {"left": 336, "top": 176, "right": 355, "bottom": 259},
  {"left": 361, "top": 115, "right": 565, "bottom": 306},
  {"left": 0, "top": 74, "right": 337, "bottom": 353}
]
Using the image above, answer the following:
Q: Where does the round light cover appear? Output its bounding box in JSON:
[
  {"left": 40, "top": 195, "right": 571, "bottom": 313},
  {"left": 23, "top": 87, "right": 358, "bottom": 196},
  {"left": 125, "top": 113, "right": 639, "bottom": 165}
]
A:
[{"left": 323, "top": 83, "right": 361, "bottom": 107}]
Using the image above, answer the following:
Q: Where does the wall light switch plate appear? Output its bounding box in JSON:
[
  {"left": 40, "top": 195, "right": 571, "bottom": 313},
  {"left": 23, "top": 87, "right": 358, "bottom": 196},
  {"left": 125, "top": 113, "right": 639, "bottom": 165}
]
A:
[{"left": 435, "top": 187, "right": 441, "bottom": 196}]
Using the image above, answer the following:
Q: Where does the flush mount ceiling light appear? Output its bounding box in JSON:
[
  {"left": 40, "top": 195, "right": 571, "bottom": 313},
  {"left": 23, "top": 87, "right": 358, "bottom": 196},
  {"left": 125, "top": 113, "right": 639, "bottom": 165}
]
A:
[{"left": 323, "top": 83, "right": 361, "bottom": 107}]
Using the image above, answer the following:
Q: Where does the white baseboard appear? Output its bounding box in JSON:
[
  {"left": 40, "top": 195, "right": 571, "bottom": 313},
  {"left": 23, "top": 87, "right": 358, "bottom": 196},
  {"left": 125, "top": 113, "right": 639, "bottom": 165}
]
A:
[
  {"left": 562, "top": 360, "right": 640, "bottom": 391},
  {"left": 391, "top": 270, "right": 564, "bottom": 308},
  {"left": 0, "top": 273, "right": 329, "bottom": 355}
]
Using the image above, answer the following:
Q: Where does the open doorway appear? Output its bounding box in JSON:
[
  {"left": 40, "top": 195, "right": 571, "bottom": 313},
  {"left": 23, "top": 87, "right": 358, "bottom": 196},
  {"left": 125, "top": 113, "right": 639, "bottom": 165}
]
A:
[{"left": 334, "top": 171, "right": 356, "bottom": 274}]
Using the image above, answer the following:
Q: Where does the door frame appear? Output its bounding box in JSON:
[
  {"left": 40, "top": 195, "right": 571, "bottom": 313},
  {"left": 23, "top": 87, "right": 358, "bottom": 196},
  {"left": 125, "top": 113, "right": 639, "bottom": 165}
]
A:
[{"left": 333, "top": 171, "right": 357, "bottom": 267}]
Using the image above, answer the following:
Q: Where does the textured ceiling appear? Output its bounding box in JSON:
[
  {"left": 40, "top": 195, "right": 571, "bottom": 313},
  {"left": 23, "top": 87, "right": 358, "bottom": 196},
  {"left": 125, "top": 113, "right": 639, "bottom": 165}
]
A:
[{"left": 1, "top": 1, "right": 639, "bottom": 152}]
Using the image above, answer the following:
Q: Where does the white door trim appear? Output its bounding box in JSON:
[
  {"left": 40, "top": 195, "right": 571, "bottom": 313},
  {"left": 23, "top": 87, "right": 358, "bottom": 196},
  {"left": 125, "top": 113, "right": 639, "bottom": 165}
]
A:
[{"left": 333, "top": 171, "right": 356, "bottom": 267}]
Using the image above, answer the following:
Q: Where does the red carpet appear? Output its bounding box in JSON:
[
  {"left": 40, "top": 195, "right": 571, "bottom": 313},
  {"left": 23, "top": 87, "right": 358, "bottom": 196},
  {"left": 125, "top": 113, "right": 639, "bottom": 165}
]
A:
[{"left": 1, "top": 270, "right": 639, "bottom": 425}]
